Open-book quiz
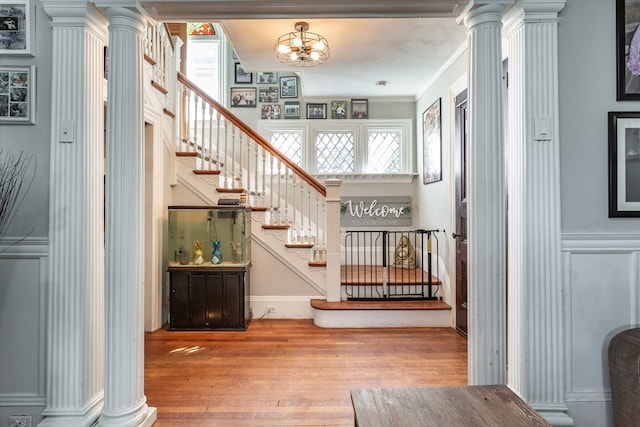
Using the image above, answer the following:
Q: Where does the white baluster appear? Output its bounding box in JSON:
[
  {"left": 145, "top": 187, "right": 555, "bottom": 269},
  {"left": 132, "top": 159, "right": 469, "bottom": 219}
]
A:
[
  {"left": 207, "top": 104, "right": 214, "bottom": 170},
  {"left": 261, "top": 148, "right": 266, "bottom": 207}
]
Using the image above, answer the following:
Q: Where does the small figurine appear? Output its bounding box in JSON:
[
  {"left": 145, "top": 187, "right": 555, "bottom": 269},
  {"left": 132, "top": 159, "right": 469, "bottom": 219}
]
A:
[
  {"left": 231, "top": 241, "right": 243, "bottom": 264},
  {"left": 177, "top": 245, "right": 190, "bottom": 265},
  {"left": 211, "top": 240, "right": 222, "bottom": 264},
  {"left": 393, "top": 236, "right": 416, "bottom": 269},
  {"left": 193, "top": 240, "right": 204, "bottom": 265}
]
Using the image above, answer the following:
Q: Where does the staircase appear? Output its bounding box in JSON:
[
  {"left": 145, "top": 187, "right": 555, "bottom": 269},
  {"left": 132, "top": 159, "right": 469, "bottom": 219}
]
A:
[{"left": 143, "top": 23, "right": 452, "bottom": 327}]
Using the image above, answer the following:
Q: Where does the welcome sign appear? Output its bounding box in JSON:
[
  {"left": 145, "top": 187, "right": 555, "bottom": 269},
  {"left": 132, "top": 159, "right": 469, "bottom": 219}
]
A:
[{"left": 340, "top": 196, "right": 412, "bottom": 227}]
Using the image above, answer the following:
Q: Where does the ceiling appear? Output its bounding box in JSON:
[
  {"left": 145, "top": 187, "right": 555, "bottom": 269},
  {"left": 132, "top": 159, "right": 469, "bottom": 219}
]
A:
[{"left": 139, "top": 0, "right": 470, "bottom": 98}]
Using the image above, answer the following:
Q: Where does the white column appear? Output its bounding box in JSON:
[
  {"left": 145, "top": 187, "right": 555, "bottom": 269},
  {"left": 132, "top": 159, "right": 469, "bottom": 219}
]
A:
[
  {"left": 99, "top": 7, "right": 156, "bottom": 427},
  {"left": 462, "top": 3, "right": 509, "bottom": 385},
  {"left": 39, "top": 2, "right": 107, "bottom": 426},
  {"left": 505, "top": 2, "right": 573, "bottom": 425},
  {"left": 325, "top": 179, "right": 343, "bottom": 302}
]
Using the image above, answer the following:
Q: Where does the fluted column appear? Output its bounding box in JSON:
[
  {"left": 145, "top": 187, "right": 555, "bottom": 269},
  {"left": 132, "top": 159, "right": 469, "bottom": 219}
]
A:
[
  {"left": 462, "top": 3, "right": 509, "bottom": 385},
  {"left": 40, "top": 2, "right": 107, "bottom": 426},
  {"left": 98, "top": 7, "right": 156, "bottom": 427},
  {"left": 505, "top": 1, "right": 573, "bottom": 425}
]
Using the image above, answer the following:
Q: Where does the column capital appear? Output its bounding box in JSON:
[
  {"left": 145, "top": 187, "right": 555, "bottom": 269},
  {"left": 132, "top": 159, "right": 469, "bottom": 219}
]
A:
[
  {"left": 41, "top": 0, "right": 108, "bottom": 33},
  {"left": 106, "top": 6, "right": 147, "bottom": 33},
  {"left": 504, "top": 0, "right": 566, "bottom": 31},
  {"left": 457, "top": 0, "right": 515, "bottom": 25}
]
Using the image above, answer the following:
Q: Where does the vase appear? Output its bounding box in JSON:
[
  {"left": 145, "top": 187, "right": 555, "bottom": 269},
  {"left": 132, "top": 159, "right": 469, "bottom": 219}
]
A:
[{"left": 211, "top": 240, "right": 222, "bottom": 264}]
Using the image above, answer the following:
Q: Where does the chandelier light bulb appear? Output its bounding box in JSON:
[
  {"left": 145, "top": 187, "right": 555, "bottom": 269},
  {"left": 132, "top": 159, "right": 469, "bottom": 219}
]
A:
[
  {"left": 293, "top": 37, "right": 303, "bottom": 47},
  {"left": 278, "top": 44, "right": 291, "bottom": 54},
  {"left": 310, "top": 51, "right": 320, "bottom": 61},
  {"left": 290, "top": 52, "right": 298, "bottom": 61},
  {"left": 312, "top": 41, "right": 325, "bottom": 51}
]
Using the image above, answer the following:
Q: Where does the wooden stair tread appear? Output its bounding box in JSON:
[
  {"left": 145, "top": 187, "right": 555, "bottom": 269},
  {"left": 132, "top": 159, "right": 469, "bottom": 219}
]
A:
[
  {"left": 310, "top": 299, "right": 451, "bottom": 311},
  {"left": 193, "top": 169, "right": 221, "bottom": 175}
]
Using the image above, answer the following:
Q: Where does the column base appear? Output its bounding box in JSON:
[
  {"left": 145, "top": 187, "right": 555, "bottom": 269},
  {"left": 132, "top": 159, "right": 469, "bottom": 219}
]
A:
[
  {"left": 98, "top": 405, "right": 157, "bottom": 427},
  {"left": 38, "top": 395, "right": 103, "bottom": 427},
  {"left": 533, "top": 405, "right": 575, "bottom": 427}
]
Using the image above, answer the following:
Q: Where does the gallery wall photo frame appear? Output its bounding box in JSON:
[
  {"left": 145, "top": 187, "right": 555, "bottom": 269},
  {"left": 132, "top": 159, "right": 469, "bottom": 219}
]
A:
[
  {"left": 279, "top": 76, "right": 298, "bottom": 98},
  {"left": 230, "top": 87, "right": 256, "bottom": 108},
  {"left": 306, "top": 103, "right": 327, "bottom": 119},
  {"left": 616, "top": 0, "right": 640, "bottom": 100},
  {"left": 257, "top": 72, "right": 278, "bottom": 84},
  {"left": 351, "top": 98, "right": 368, "bottom": 119},
  {"left": 234, "top": 62, "right": 252, "bottom": 84},
  {"left": 0, "top": 65, "right": 35, "bottom": 124},
  {"left": 331, "top": 100, "right": 347, "bottom": 119},
  {"left": 284, "top": 101, "right": 300, "bottom": 119},
  {"left": 422, "top": 97, "right": 442, "bottom": 185},
  {"left": 608, "top": 111, "right": 640, "bottom": 217},
  {"left": 0, "top": 1, "right": 33, "bottom": 55}
]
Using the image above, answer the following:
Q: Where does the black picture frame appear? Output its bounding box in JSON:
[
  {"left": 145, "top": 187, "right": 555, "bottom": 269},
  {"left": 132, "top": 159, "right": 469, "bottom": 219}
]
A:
[
  {"left": 257, "top": 72, "right": 278, "bottom": 84},
  {"left": 279, "top": 76, "right": 298, "bottom": 98},
  {"left": 422, "top": 98, "right": 442, "bottom": 185},
  {"left": 230, "top": 87, "right": 256, "bottom": 108},
  {"left": 331, "top": 100, "right": 348, "bottom": 119},
  {"left": 608, "top": 111, "right": 640, "bottom": 217},
  {"left": 284, "top": 101, "right": 300, "bottom": 119},
  {"left": 351, "top": 98, "right": 368, "bottom": 119},
  {"left": 234, "top": 62, "right": 252, "bottom": 84},
  {"left": 616, "top": 0, "right": 640, "bottom": 100},
  {"left": 306, "top": 103, "right": 326, "bottom": 119}
]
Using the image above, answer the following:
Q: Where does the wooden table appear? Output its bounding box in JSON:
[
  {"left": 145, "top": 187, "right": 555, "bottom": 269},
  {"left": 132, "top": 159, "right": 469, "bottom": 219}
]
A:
[{"left": 351, "top": 385, "right": 551, "bottom": 427}]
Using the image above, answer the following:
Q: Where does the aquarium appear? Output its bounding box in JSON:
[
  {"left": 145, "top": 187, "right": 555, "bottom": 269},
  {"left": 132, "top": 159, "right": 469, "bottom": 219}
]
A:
[{"left": 167, "top": 206, "right": 251, "bottom": 267}]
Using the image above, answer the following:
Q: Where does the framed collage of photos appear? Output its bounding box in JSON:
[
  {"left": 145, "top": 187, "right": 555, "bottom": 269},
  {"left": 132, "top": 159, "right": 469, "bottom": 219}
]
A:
[{"left": 0, "top": 65, "right": 35, "bottom": 124}]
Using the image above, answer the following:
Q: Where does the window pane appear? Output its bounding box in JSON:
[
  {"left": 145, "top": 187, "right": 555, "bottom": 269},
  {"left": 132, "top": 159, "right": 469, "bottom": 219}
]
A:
[
  {"left": 270, "top": 131, "right": 302, "bottom": 165},
  {"left": 186, "top": 36, "right": 220, "bottom": 101},
  {"left": 367, "top": 130, "right": 401, "bottom": 173},
  {"left": 316, "top": 132, "right": 355, "bottom": 173}
]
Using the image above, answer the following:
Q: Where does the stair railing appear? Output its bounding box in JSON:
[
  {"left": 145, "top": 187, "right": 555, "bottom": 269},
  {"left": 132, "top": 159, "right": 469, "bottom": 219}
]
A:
[{"left": 176, "top": 73, "right": 327, "bottom": 249}]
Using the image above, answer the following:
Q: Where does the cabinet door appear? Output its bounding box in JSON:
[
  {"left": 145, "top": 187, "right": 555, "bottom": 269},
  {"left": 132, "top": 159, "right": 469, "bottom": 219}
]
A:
[
  {"left": 189, "top": 273, "right": 207, "bottom": 328},
  {"left": 222, "top": 272, "right": 243, "bottom": 329},
  {"left": 170, "top": 272, "right": 190, "bottom": 329},
  {"left": 205, "top": 273, "right": 224, "bottom": 328}
]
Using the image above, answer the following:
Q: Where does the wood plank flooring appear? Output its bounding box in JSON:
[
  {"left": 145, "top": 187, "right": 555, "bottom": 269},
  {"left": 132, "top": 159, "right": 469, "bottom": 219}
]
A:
[{"left": 144, "top": 319, "right": 468, "bottom": 426}]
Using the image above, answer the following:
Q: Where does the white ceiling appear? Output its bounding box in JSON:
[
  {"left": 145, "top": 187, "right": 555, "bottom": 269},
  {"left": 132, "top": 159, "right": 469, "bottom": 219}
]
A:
[{"left": 139, "top": 0, "right": 469, "bottom": 98}]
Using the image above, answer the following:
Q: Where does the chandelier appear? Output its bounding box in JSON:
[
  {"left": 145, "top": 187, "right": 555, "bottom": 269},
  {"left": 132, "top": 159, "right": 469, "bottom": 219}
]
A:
[{"left": 274, "top": 22, "right": 330, "bottom": 67}]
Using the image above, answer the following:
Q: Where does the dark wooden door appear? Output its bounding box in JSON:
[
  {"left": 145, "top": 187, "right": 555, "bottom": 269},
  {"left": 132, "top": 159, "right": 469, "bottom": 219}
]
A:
[
  {"left": 169, "top": 271, "right": 190, "bottom": 329},
  {"left": 454, "top": 89, "right": 468, "bottom": 338}
]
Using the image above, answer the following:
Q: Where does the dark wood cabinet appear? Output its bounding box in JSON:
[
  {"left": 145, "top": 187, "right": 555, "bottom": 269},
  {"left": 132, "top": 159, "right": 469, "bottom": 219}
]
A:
[{"left": 168, "top": 266, "right": 251, "bottom": 330}]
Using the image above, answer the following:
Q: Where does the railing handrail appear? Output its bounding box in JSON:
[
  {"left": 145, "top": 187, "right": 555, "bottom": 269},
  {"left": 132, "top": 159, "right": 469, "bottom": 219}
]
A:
[{"left": 177, "top": 72, "right": 326, "bottom": 197}]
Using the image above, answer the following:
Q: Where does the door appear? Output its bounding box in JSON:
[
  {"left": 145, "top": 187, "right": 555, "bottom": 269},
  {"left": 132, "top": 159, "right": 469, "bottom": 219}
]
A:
[{"left": 454, "top": 89, "right": 468, "bottom": 338}]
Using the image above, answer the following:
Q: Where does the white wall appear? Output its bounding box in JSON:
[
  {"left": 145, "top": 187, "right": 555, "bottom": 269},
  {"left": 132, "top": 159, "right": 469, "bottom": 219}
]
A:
[
  {"left": 0, "top": 1, "right": 52, "bottom": 424},
  {"left": 558, "top": 1, "right": 640, "bottom": 425}
]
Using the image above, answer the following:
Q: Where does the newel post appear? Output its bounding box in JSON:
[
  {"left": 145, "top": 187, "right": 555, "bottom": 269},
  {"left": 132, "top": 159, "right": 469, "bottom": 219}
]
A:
[{"left": 324, "top": 179, "right": 343, "bottom": 302}]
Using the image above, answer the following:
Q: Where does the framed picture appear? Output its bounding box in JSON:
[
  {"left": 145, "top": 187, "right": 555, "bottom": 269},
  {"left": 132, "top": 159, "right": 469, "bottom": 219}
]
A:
[
  {"left": 422, "top": 98, "right": 442, "bottom": 185},
  {"left": 307, "top": 103, "right": 327, "bottom": 119},
  {"left": 617, "top": 0, "right": 640, "bottom": 99},
  {"left": 0, "top": 65, "right": 35, "bottom": 124},
  {"left": 351, "top": 98, "right": 368, "bottom": 119},
  {"left": 230, "top": 87, "right": 256, "bottom": 108},
  {"left": 261, "top": 104, "right": 281, "bottom": 120},
  {"left": 257, "top": 72, "right": 278, "bottom": 84},
  {"left": 234, "top": 62, "right": 252, "bottom": 84},
  {"left": 0, "top": 1, "right": 32, "bottom": 55},
  {"left": 331, "top": 100, "right": 348, "bottom": 119},
  {"left": 258, "top": 86, "right": 278, "bottom": 103},
  {"left": 608, "top": 111, "right": 640, "bottom": 216},
  {"left": 284, "top": 101, "right": 300, "bottom": 119},
  {"left": 280, "top": 76, "right": 298, "bottom": 98}
]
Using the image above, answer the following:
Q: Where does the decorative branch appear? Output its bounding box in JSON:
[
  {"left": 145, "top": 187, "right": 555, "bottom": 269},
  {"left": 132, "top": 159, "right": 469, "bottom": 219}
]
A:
[{"left": 0, "top": 149, "right": 35, "bottom": 247}]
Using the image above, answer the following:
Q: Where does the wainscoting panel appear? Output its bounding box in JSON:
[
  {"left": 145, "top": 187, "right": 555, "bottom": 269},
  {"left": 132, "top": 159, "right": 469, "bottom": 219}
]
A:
[
  {"left": 562, "top": 233, "right": 640, "bottom": 427},
  {"left": 0, "top": 239, "right": 48, "bottom": 418}
]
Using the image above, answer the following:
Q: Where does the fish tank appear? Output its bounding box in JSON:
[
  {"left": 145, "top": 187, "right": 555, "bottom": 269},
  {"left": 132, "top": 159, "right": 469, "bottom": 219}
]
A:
[{"left": 167, "top": 206, "right": 251, "bottom": 267}]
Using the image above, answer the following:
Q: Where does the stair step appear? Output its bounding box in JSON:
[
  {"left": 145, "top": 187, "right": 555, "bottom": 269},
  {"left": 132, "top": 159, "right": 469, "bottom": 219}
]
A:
[
  {"left": 262, "top": 224, "right": 290, "bottom": 230},
  {"left": 285, "top": 243, "right": 314, "bottom": 249},
  {"left": 194, "top": 169, "right": 221, "bottom": 175},
  {"left": 310, "top": 299, "right": 451, "bottom": 311},
  {"left": 217, "top": 187, "right": 244, "bottom": 193}
]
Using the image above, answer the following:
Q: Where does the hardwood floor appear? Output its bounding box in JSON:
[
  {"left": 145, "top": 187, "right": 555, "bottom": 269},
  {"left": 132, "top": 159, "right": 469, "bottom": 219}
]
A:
[{"left": 144, "top": 319, "right": 468, "bottom": 426}]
